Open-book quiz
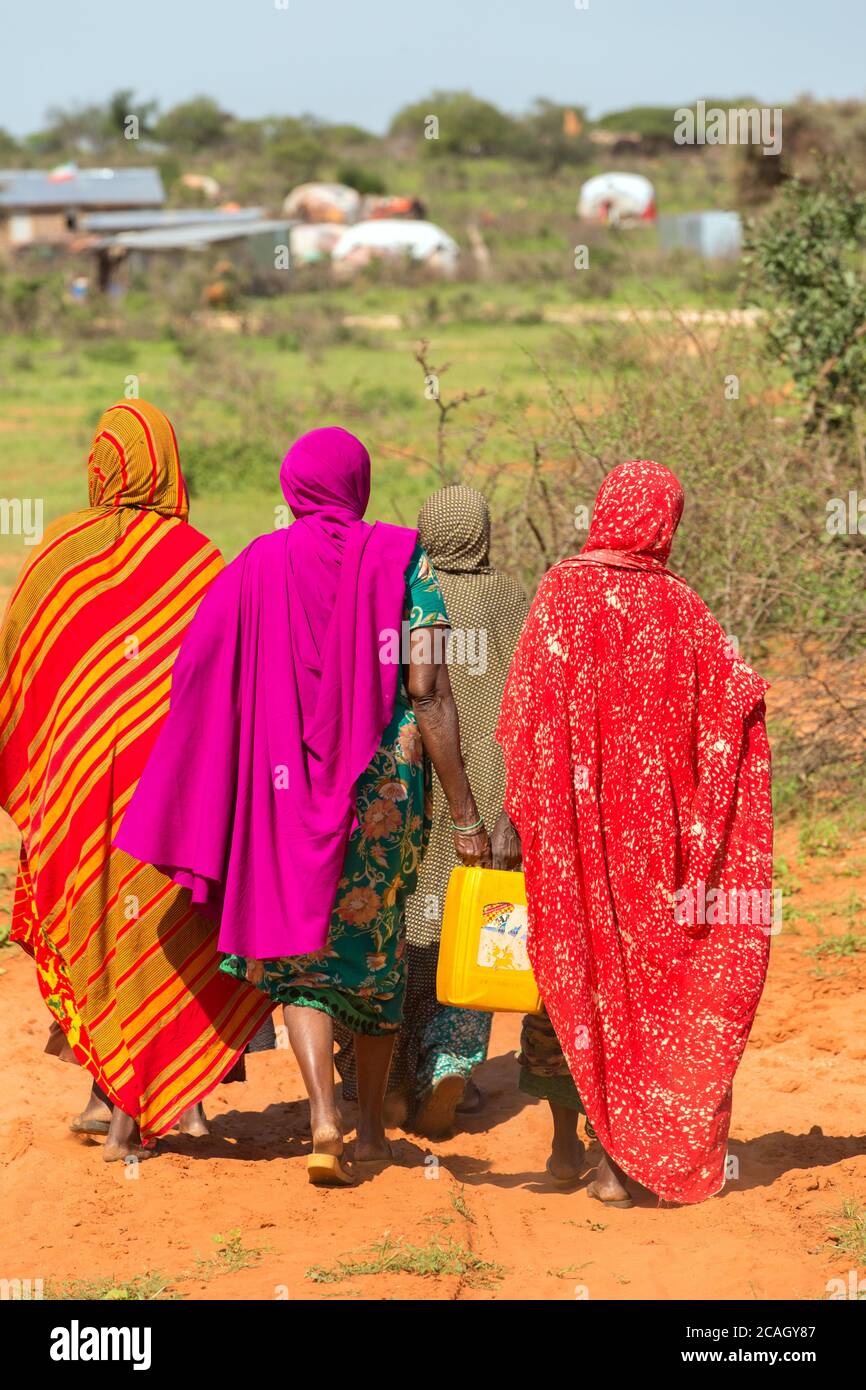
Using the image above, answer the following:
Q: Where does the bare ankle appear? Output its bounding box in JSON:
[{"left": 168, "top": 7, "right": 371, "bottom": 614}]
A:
[
  {"left": 357, "top": 1118, "right": 385, "bottom": 1145},
  {"left": 310, "top": 1107, "right": 342, "bottom": 1147}
]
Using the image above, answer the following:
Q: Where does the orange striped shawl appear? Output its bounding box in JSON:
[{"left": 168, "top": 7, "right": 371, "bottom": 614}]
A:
[{"left": 0, "top": 401, "right": 271, "bottom": 1139}]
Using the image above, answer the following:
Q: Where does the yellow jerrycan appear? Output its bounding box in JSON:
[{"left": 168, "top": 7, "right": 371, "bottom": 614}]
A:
[{"left": 436, "top": 866, "right": 543, "bottom": 1015}]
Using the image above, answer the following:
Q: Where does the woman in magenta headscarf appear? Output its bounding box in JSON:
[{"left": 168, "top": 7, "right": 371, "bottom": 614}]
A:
[{"left": 118, "top": 427, "right": 490, "bottom": 1185}]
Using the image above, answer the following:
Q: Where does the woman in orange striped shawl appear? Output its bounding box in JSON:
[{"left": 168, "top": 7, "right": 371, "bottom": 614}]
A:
[{"left": 0, "top": 400, "right": 272, "bottom": 1160}]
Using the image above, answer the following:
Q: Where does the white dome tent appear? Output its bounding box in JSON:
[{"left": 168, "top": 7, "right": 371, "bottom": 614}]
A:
[
  {"left": 330, "top": 219, "right": 459, "bottom": 276},
  {"left": 577, "top": 172, "right": 657, "bottom": 226}
]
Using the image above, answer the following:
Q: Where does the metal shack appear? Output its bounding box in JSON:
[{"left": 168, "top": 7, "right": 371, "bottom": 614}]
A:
[
  {"left": 657, "top": 210, "right": 743, "bottom": 260},
  {"left": 92, "top": 215, "right": 297, "bottom": 292},
  {"left": 0, "top": 166, "right": 165, "bottom": 254}
]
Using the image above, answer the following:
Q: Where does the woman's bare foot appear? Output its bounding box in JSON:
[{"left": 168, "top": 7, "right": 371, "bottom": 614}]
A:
[
  {"left": 547, "top": 1134, "right": 586, "bottom": 1185},
  {"left": 457, "top": 1078, "right": 484, "bottom": 1115},
  {"left": 70, "top": 1081, "right": 112, "bottom": 1135},
  {"left": 583, "top": 1125, "right": 602, "bottom": 1165},
  {"left": 353, "top": 1031, "right": 397, "bottom": 1162},
  {"left": 173, "top": 1103, "right": 209, "bottom": 1137},
  {"left": 543, "top": 1100, "right": 586, "bottom": 1185},
  {"left": 587, "top": 1152, "right": 634, "bottom": 1208},
  {"left": 353, "top": 1128, "right": 393, "bottom": 1164},
  {"left": 102, "top": 1108, "right": 157, "bottom": 1164}
]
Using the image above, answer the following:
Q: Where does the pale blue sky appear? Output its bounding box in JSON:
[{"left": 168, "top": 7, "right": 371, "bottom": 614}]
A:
[{"left": 3, "top": 0, "right": 863, "bottom": 136}]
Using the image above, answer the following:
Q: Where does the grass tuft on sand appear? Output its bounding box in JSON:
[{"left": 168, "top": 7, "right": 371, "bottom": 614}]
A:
[
  {"left": 829, "top": 1200, "right": 866, "bottom": 1263},
  {"left": 47, "top": 1271, "right": 178, "bottom": 1301},
  {"left": 191, "top": 1229, "right": 264, "bottom": 1279},
  {"left": 306, "top": 1233, "right": 504, "bottom": 1288}
]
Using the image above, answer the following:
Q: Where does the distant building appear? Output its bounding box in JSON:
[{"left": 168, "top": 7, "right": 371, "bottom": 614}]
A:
[
  {"left": 0, "top": 166, "right": 165, "bottom": 254},
  {"left": 80, "top": 208, "right": 264, "bottom": 235},
  {"left": 92, "top": 216, "right": 297, "bottom": 291}
]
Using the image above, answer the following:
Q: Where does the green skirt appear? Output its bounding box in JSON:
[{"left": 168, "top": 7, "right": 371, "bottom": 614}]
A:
[
  {"left": 518, "top": 1009, "right": 593, "bottom": 1128},
  {"left": 220, "top": 697, "right": 431, "bottom": 1035}
]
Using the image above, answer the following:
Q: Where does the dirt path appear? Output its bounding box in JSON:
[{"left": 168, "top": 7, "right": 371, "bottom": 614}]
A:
[
  {"left": 0, "top": 820, "right": 863, "bottom": 1302},
  {"left": 338, "top": 306, "right": 762, "bottom": 332}
]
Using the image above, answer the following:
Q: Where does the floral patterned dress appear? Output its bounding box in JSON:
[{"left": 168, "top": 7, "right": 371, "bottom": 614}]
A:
[{"left": 220, "top": 545, "right": 449, "bottom": 1034}]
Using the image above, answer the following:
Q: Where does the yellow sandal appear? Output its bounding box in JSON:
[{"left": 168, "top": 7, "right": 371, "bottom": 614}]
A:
[{"left": 307, "top": 1151, "right": 355, "bottom": 1186}]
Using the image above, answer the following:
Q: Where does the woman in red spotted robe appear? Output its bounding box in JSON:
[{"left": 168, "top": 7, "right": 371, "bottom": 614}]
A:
[{"left": 497, "top": 460, "right": 773, "bottom": 1206}]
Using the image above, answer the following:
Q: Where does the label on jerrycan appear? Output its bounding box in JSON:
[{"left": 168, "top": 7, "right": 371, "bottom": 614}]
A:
[{"left": 477, "top": 901, "right": 531, "bottom": 972}]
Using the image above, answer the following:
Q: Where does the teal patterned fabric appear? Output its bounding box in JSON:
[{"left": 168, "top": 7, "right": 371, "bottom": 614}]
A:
[
  {"left": 220, "top": 545, "right": 449, "bottom": 1034},
  {"left": 416, "top": 1005, "right": 493, "bottom": 1090}
]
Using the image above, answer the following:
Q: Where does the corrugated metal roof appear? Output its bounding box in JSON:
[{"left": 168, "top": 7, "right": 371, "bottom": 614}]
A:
[
  {"left": 0, "top": 167, "right": 164, "bottom": 210},
  {"left": 97, "top": 218, "right": 295, "bottom": 251},
  {"left": 82, "top": 208, "right": 265, "bottom": 232}
]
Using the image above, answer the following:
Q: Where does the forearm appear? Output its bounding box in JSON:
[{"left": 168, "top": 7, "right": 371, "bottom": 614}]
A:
[{"left": 411, "top": 686, "right": 479, "bottom": 825}]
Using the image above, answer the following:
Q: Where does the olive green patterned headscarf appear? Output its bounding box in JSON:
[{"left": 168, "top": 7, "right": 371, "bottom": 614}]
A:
[
  {"left": 410, "top": 484, "right": 530, "bottom": 940},
  {"left": 335, "top": 485, "right": 531, "bottom": 1103},
  {"left": 418, "top": 485, "right": 493, "bottom": 574}
]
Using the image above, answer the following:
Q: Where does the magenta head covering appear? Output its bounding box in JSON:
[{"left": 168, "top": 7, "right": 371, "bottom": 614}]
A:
[
  {"left": 117, "top": 426, "right": 419, "bottom": 959},
  {"left": 281, "top": 426, "right": 371, "bottom": 520}
]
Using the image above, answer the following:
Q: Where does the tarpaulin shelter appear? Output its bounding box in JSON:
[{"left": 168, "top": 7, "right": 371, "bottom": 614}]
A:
[
  {"left": 282, "top": 182, "right": 361, "bottom": 224},
  {"left": 331, "top": 219, "right": 459, "bottom": 276},
  {"left": 361, "top": 194, "right": 426, "bottom": 220},
  {"left": 577, "top": 172, "right": 657, "bottom": 225}
]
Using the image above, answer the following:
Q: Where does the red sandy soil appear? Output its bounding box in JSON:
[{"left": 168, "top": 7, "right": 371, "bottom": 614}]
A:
[{"left": 0, "top": 818, "right": 864, "bottom": 1302}]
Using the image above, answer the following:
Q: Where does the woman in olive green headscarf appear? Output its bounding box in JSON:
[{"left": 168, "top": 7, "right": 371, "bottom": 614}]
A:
[{"left": 336, "top": 485, "right": 529, "bottom": 1135}]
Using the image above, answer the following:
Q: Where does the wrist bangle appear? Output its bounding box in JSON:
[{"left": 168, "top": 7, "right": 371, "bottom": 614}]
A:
[{"left": 453, "top": 817, "right": 484, "bottom": 834}]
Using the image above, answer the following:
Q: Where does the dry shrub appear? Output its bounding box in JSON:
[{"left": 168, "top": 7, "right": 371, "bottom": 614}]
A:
[
  {"left": 167, "top": 333, "right": 290, "bottom": 494},
  {"left": 422, "top": 315, "right": 866, "bottom": 810}
]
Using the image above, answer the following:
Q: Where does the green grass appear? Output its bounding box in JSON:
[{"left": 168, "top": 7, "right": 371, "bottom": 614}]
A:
[
  {"left": 191, "top": 1229, "right": 263, "bottom": 1279},
  {"left": 564, "top": 1217, "right": 608, "bottom": 1231},
  {"left": 797, "top": 818, "right": 845, "bottom": 861},
  {"left": 806, "top": 931, "right": 866, "bottom": 961},
  {"left": 43, "top": 1230, "right": 263, "bottom": 1301},
  {"left": 305, "top": 1234, "right": 504, "bottom": 1288},
  {"left": 829, "top": 1200, "right": 866, "bottom": 1262},
  {"left": 47, "top": 1272, "right": 178, "bottom": 1301},
  {"left": 450, "top": 1187, "right": 476, "bottom": 1224},
  {"left": 0, "top": 290, "right": 776, "bottom": 580},
  {"left": 0, "top": 321, "right": 570, "bottom": 569}
]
